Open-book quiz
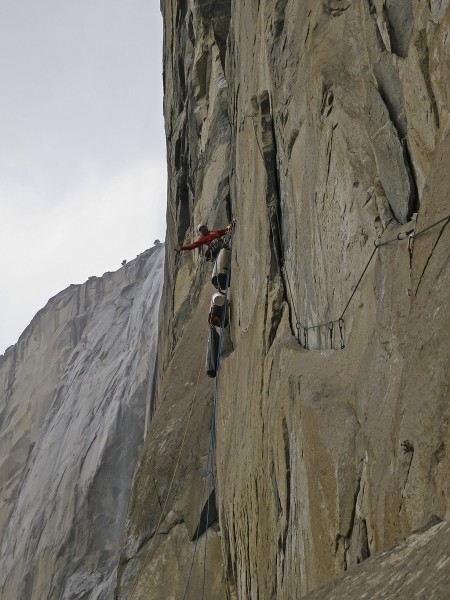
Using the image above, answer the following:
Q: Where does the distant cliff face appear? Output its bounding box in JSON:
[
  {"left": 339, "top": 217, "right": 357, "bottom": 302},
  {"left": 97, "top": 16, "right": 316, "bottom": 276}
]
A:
[
  {"left": 118, "top": 1, "right": 450, "bottom": 599},
  {"left": 0, "top": 245, "right": 164, "bottom": 599}
]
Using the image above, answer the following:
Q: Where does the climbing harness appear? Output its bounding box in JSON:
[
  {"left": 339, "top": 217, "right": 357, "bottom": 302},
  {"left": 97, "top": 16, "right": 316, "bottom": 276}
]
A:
[{"left": 205, "top": 229, "right": 233, "bottom": 261}]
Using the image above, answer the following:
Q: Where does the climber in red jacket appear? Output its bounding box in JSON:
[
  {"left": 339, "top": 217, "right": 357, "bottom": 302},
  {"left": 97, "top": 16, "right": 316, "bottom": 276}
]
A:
[{"left": 175, "top": 223, "right": 231, "bottom": 252}]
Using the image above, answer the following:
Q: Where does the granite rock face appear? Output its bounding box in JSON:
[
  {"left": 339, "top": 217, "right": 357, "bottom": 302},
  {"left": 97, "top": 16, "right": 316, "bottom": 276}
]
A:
[
  {"left": 302, "top": 519, "right": 450, "bottom": 600},
  {"left": 0, "top": 245, "right": 164, "bottom": 599},
  {"left": 116, "top": 1, "right": 450, "bottom": 599}
]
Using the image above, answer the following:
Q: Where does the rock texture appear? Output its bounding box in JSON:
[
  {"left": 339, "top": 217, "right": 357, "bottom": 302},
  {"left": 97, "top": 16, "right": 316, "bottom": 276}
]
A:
[
  {"left": 303, "top": 519, "right": 450, "bottom": 599},
  {"left": 0, "top": 244, "right": 164, "bottom": 599},
  {"left": 118, "top": 1, "right": 450, "bottom": 599}
]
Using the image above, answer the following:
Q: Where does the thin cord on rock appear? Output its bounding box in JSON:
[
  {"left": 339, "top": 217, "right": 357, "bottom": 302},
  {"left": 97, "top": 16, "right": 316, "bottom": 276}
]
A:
[{"left": 127, "top": 361, "right": 203, "bottom": 600}]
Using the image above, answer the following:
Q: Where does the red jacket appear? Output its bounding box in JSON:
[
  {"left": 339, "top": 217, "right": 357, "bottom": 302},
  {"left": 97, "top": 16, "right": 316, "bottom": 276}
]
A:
[{"left": 178, "top": 228, "right": 229, "bottom": 251}]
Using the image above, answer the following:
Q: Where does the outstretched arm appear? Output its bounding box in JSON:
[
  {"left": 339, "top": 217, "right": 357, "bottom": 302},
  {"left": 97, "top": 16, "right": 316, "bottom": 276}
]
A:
[{"left": 175, "top": 238, "right": 205, "bottom": 252}]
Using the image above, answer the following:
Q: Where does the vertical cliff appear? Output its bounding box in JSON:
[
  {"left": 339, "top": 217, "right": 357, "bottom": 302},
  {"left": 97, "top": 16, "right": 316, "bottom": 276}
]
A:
[
  {"left": 117, "top": 1, "right": 449, "bottom": 599},
  {"left": 0, "top": 244, "right": 164, "bottom": 599}
]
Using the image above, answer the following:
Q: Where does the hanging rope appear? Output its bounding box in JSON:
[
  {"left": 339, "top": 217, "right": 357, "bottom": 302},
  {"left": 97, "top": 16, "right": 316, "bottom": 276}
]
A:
[
  {"left": 183, "top": 222, "right": 235, "bottom": 600},
  {"left": 414, "top": 213, "right": 450, "bottom": 237},
  {"left": 339, "top": 246, "right": 378, "bottom": 320},
  {"left": 303, "top": 213, "right": 449, "bottom": 347},
  {"left": 201, "top": 224, "right": 235, "bottom": 599},
  {"left": 250, "top": 105, "right": 449, "bottom": 349},
  {"left": 127, "top": 361, "right": 203, "bottom": 600}
]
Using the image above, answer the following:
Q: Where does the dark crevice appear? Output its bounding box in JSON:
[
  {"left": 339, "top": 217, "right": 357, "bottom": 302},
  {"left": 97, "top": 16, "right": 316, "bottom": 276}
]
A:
[
  {"left": 270, "top": 462, "right": 282, "bottom": 519},
  {"left": 325, "top": 129, "right": 334, "bottom": 189},
  {"left": 192, "top": 489, "right": 218, "bottom": 540},
  {"left": 356, "top": 519, "right": 369, "bottom": 564},
  {"left": 178, "top": 55, "right": 186, "bottom": 100},
  {"left": 282, "top": 418, "right": 291, "bottom": 521},
  {"left": 187, "top": 11, "right": 195, "bottom": 45},
  {"left": 258, "top": 91, "right": 284, "bottom": 275},
  {"left": 252, "top": 91, "right": 288, "bottom": 347},
  {"left": 271, "top": 462, "right": 282, "bottom": 519},
  {"left": 273, "top": 0, "right": 289, "bottom": 37},
  {"left": 402, "top": 139, "right": 420, "bottom": 214},
  {"left": 377, "top": 85, "right": 406, "bottom": 142},
  {"left": 198, "top": 0, "right": 231, "bottom": 68},
  {"left": 320, "top": 83, "right": 334, "bottom": 117},
  {"left": 385, "top": 0, "right": 413, "bottom": 58},
  {"left": 175, "top": 0, "right": 188, "bottom": 28},
  {"left": 222, "top": 521, "right": 237, "bottom": 593},
  {"left": 415, "top": 29, "right": 440, "bottom": 129},
  {"left": 341, "top": 476, "right": 361, "bottom": 569},
  {"left": 149, "top": 355, "right": 158, "bottom": 420},
  {"left": 414, "top": 219, "right": 449, "bottom": 295},
  {"left": 323, "top": 0, "right": 352, "bottom": 17},
  {"left": 400, "top": 452, "right": 414, "bottom": 504},
  {"left": 377, "top": 85, "right": 419, "bottom": 216}
]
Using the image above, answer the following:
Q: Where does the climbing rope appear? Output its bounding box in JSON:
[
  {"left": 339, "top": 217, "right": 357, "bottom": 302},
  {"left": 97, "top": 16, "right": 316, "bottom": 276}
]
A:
[
  {"left": 414, "top": 213, "right": 450, "bottom": 238},
  {"left": 301, "top": 213, "right": 449, "bottom": 348},
  {"left": 181, "top": 449, "right": 211, "bottom": 600},
  {"left": 183, "top": 222, "right": 235, "bottom": 600},
  {"left": 248, "top": 102, "right": 449, "bottom": 349},
  {"left": 127, "top": 360, "right": 204, "bottom": 600},
  {"left": 374, "top": 213, "right": 450, "bottom": 247},
  {"left": 339, "top": 246, "right": 378, "bottom": 320}
]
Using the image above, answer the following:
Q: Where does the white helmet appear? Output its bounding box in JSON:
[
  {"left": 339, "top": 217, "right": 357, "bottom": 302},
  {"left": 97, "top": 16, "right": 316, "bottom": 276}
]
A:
[{"left": 197, "top": 223, "right": 207, "bottom": 232}]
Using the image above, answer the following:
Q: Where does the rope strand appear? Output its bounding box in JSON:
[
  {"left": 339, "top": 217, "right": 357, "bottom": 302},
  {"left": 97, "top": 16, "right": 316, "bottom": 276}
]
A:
[
  {"left": 183, "top": 223, "right": 235, "bottom": 600},
  {"left": 127, "top": 361, "right": 203, "bottom": 600}
]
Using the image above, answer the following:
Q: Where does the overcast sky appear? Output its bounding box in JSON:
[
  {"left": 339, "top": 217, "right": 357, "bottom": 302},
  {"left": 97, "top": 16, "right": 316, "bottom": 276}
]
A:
[{"left": 0, "top": 1, "right": 167, "bottom": 353}]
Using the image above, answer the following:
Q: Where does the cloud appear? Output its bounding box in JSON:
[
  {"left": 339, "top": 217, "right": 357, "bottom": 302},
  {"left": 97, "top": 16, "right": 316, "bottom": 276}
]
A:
[
  {"left": 0, "top": 1, "right": 167, "bottom": 354},
  {"left": 0, "top": 160, "right": 166, "bottom": 353}
]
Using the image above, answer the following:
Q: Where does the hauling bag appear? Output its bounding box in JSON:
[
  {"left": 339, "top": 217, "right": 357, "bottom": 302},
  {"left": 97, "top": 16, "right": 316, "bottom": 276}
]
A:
[
  {"left": 211, "top": 248, "right": 231, "bottom": 290},
  {"left": 208, "top": 292, "right": 228, "bottom": 328},
  {"left": 205, "top": 326, "right": 220, "bottom": 378}
]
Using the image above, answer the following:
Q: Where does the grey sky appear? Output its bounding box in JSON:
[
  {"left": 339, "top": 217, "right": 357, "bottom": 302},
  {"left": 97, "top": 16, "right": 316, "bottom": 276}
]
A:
[{"left": 0, "top": 1, "right": 167, "bottom": 353}]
